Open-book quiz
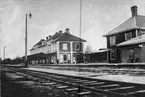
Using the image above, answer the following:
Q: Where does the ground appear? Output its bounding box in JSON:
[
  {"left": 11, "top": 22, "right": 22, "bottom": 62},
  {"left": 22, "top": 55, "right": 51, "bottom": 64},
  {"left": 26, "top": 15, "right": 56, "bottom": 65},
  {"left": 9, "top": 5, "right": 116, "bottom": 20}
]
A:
[{"left": 1, "top": 67, "right": 72, "bottom": 97}]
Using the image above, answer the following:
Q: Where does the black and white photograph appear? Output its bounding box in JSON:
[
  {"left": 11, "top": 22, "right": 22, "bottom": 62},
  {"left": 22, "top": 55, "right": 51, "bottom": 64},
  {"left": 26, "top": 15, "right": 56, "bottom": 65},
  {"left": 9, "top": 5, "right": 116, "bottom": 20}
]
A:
[{"left": 0, "top": 0, "right": 145, "bottom": 97}]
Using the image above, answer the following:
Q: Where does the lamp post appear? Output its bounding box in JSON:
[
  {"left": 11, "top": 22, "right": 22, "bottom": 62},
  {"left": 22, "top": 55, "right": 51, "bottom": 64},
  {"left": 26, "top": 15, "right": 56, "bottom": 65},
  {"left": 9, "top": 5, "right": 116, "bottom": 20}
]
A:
[{"left": 25, "top": 12, "right": 32, "bottom": 67}]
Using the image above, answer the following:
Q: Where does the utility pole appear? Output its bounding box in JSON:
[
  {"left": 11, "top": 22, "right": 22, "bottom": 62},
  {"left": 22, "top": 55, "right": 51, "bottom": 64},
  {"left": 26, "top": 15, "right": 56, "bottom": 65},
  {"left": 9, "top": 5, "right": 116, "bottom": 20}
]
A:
[
  {"left": 79, "top": 0, "right": 82, "bottom": 63},
  {"left": 25, "top": 12, "right": 32, "bottom": 67}
]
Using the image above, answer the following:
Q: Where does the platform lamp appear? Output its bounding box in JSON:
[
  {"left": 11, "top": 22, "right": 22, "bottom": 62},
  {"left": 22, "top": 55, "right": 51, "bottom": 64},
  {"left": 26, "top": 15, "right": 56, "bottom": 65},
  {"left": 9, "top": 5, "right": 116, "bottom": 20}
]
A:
[{"left": 25, "top": 12, "right": 32, "bottom": 67}]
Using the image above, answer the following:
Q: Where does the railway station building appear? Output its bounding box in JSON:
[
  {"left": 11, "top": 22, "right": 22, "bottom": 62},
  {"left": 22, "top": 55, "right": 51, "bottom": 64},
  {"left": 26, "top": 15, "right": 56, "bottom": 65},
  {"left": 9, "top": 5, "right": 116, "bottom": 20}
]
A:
[
  {"left": 29, "top": 28, "right": 86, "bottom": 64},
  {"left": 103, "top": 6, "right": 145, "bottom": 63}
]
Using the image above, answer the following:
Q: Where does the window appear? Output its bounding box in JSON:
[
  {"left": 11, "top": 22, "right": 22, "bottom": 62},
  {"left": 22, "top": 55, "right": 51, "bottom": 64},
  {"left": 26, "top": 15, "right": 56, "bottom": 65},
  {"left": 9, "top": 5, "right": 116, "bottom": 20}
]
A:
[
  {"left": 110, "top": 50, "right": 116, "bottom": 60},
  {"left": 137, "top": 30, "right": 145, "bottom": 36},
  {"left": 64, "top": 55, "right": 67, "bottom": 61},
  {"left": 63, "top": 43, "right": 67, "bottom": 50},
  {"left": 110, "top": 36, "right": 116, "bottom": 46},
  {"left": 143, "top": 31, "right": 145, "bottom": 35},
  {"left": 125, "top": 32, "right": 132, "bottom": 41},
  {"left": 68, "top": 54, "right": 71, "bottom": 60},
  {"left": 75, "top": 43, "right": 80, "bottom": 50},
  {"left": 42, "top": 41, "right": 45, "bottom": 45},
  {"left": 48, "top": 45, "right": 51, "bottom": 52}
]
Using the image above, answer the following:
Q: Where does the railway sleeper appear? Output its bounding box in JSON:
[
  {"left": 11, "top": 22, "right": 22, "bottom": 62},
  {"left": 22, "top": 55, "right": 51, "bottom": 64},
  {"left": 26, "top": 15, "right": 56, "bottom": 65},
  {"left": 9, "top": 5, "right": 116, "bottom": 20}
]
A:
[
  {"left": 57, "top": 86, "right": 68, "bottom": 89},
  {"left": 97, "top": 84, "right": 120, "bottom": 88},
  {"left": 78, "top": 91, "right": 91, "bottom": 95},
  {"left": 105, "top": 86, "right": 135, "bottom": 91},
  {"left": 114, "top": 87, "right": 145, "bottom": 94},
  {"left": 84, "top": 82, "right": 105, "bottom": 86},
  {"left": 66, "top": 88, "right": 79, "bottom": 91}
]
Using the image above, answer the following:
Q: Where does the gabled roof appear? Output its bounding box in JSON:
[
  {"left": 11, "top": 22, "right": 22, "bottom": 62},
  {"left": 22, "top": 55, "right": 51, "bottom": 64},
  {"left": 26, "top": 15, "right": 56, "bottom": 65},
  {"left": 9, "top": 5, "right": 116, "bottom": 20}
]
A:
[
  {"left": 55, "top": 32, "right": 86, "bottom": 42},
  {"left": 104, "top": 15, "right": 145, "bottom": 37},
  {"left": 117, "top": 34, "right": 145, "bottom": 47}
]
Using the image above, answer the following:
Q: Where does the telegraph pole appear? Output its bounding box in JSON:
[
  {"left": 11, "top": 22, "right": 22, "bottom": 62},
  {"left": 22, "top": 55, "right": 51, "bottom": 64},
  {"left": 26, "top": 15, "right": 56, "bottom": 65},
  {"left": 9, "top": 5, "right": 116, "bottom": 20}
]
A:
[
  {"left": 79, "top": 0, "right": 82, "bottom": 63},
  {"left": 25, "top": 12, "right": 32, "bottom": 67}
]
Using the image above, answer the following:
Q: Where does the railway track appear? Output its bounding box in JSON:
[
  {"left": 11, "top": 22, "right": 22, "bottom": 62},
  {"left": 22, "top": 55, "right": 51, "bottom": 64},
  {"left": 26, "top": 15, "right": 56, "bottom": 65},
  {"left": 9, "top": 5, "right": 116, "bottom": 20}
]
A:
[{"left": 7, "top": 67, "right": 145, "bottom": 97}]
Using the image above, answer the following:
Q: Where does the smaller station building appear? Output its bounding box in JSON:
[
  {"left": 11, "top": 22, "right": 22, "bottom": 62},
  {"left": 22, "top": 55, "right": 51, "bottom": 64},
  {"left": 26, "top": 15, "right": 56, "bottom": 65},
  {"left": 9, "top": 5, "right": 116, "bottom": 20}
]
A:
[{"left": 103, "top": 6, "right": 145, "bottom": 63}]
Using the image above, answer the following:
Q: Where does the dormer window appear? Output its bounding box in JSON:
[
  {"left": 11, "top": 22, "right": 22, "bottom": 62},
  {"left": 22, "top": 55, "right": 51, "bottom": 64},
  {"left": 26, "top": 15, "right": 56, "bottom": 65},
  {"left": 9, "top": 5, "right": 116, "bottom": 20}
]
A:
[
  {"left": 125, "top": 32, "right": 132, "bottom": 41},
  {"left": 110, "top": 36, "right": 116, "bottom": 46},
  {"left": 42, "top": 41, "right": 45, "bottom": 45}
]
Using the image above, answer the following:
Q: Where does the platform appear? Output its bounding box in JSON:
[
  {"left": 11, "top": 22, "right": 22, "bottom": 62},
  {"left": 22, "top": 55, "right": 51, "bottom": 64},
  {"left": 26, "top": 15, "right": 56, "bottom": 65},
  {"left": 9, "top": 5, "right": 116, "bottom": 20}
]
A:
[{"left": 24, "top": 67, "right": 145, "bottom": 85}]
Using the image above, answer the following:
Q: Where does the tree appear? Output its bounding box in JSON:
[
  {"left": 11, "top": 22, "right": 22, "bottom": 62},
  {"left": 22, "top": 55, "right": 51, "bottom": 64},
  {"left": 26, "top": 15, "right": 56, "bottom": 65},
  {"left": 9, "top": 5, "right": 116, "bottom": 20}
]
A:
[
  {"left": 11, "top": 57, "right": 23, "bottom": 64},
  {"left": 2, "top": 58, "right": 12, "bottom": 64},
  {"left": 85, "top": 45, "right": 93, "bottom": 54},
  {"left": 84, "top": 45, "right": 93, "bottom": 63}
]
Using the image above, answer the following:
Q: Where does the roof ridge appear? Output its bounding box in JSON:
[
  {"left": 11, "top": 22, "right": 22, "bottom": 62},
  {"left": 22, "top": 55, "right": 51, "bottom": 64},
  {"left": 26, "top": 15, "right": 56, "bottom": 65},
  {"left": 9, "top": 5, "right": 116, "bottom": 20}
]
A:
[
  {"left": 54, "top": 32, "right": 64, "bottom": 41},
  {"left": 103, "top": 17, "right": 132, "bottom": 37},
  {"left": 54, "top": 32, "right": 86, "bottom": 42}
]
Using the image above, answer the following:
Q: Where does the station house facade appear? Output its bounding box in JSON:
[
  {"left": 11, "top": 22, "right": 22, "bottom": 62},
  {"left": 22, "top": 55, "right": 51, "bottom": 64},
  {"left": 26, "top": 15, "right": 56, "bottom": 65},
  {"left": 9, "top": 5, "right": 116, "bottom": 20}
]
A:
[
  {"left": 103, "top": 6, "right": 145, "bottom": 63},
  {"left": 29, "top": 28, "right": 86, "bottom": 64}
]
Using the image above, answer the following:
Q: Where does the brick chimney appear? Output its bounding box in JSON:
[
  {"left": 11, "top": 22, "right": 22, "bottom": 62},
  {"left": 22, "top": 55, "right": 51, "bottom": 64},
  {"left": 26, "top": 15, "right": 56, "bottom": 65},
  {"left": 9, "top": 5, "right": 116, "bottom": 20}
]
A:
[
  {"left": 65, "top": 28, "right": 69, "bottom": 33},
  {"left": 49, "top": 35, "right": 52, "bottom": 39},
  {"left": 131, "top": 6, "right": 137, "bottom": 17},
  {"left": 46, "top": 37, "right": 48, "bottom": 40},
  {"left": 59, "top": 30, "right": 62, "bottom": 33}
]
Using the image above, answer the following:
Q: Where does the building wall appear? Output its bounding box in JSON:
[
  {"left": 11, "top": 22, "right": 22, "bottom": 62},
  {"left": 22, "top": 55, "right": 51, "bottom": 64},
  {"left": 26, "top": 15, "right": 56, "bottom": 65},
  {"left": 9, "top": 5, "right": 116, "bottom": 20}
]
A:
[
  {"left": 107, "top": 30, "right": 136, "bottom": 48},
  {"left": 30, "top": 40, "right": 85, "bottom": 64},
  {"left": 106, "top": 29, "right": 138, "bottom": 63},
  {"left": 58, "top": 41, "right": 84, "bottom": 64},
  {"left": 119, "top": 45, "right": 142, "bottom": 63},
  {"left": 140, "top": 44, "right": 145, "bottom": 62}
]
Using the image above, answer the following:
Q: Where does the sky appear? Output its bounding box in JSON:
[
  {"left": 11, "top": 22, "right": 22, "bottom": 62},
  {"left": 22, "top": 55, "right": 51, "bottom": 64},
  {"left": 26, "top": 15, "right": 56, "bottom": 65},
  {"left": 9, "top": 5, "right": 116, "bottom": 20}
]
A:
[{"left": 0, "top": 0, "right": 145, "bottom": 59}]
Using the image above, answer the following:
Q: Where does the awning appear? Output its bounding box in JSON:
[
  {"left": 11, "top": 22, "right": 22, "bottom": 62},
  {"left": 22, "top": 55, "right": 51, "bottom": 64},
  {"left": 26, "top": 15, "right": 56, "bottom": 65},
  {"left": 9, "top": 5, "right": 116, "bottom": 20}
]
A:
[{"left": 22, "top": 52, "right": 57, "bottom": 60}]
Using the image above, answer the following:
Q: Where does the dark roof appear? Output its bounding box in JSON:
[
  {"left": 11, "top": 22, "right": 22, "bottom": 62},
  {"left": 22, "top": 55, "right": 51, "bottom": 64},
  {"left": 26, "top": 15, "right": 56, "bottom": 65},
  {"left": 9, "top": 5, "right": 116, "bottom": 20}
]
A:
[
  {"left": 30, "top": 39, "right": 46, "bottom": 51},
  {"left": 104, "top": 15, "right": 145, "bottom": 37},
  {"left": 30, "top": 29, "right": 86, "bottom": 51},
  {"left": 55, "top": 32, "right": 86, "bottom": 42},
  {"left": 33, "top": 39, "right": 45, "bottom": 47},
  {"left": 24, "top": 52, "right": 57, "bottom": 60},
  {"left": 28, "top": 53, "right": 47, "bottom": 60},
  {"left": 47, "top": 32, "right": 62, "bottom": 41},
  {"left": 117, "top": 34, "right": 145, "bottom": 46}
]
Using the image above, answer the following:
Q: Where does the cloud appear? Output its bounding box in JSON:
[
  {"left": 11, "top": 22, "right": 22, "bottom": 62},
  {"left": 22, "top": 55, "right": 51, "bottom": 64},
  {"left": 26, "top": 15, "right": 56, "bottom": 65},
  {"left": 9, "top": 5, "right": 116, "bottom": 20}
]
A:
[
  {"left": 82, "top": 20, "right": 106, "bottom": 51},
  {"left": 134, "top": 0, "right": 145, "bottom": 15},
  {"left": 28, "top": 22, "right": 60, "bottom": 53},
  {"left": 0, "top": 2, "right": 24, "bottom": 58},
  {"left": 29, "top": 22, "right": 60, "bottom": 39}
]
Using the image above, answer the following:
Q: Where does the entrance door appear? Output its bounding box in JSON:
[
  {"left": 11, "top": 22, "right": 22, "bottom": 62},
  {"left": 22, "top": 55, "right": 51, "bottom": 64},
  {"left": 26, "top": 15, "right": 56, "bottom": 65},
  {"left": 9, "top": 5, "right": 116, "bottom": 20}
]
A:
[{"left": 63, "top": 54, "right": 67, "bottom": 63}]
